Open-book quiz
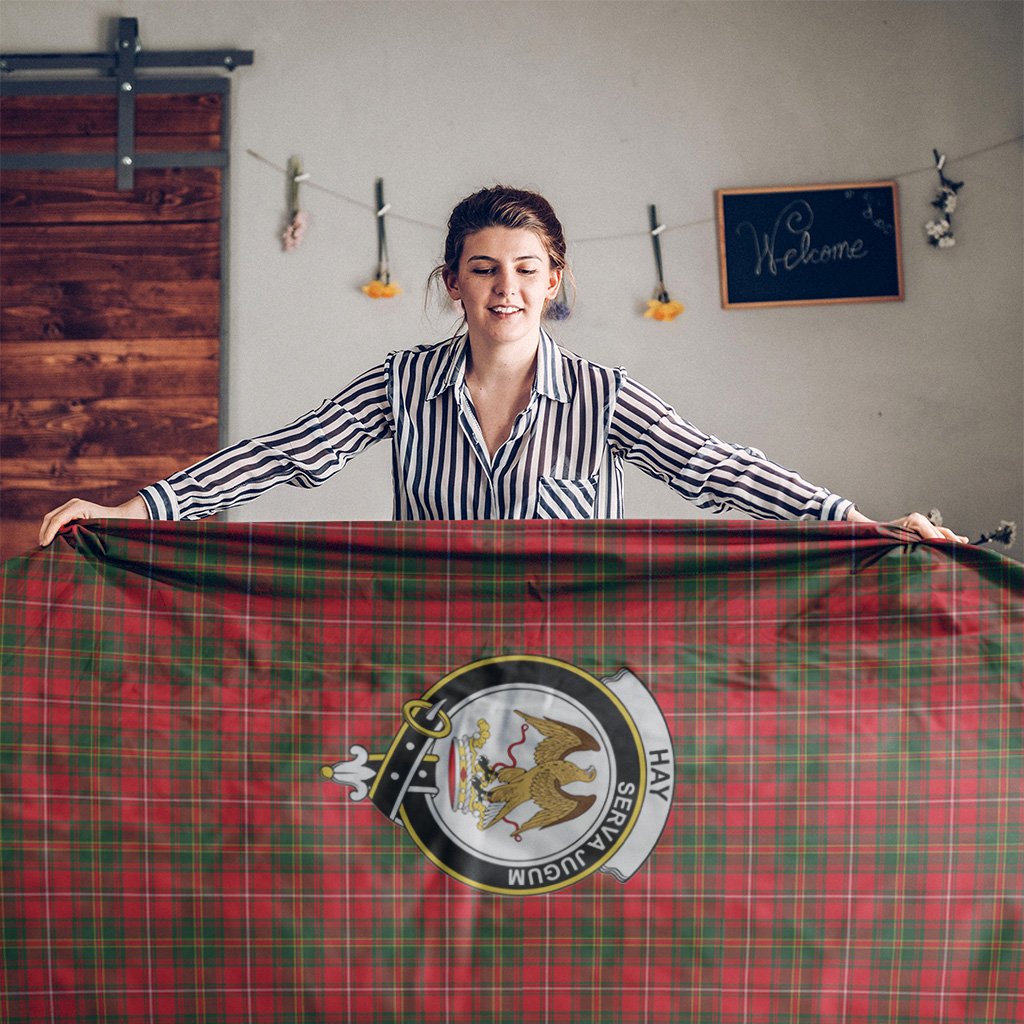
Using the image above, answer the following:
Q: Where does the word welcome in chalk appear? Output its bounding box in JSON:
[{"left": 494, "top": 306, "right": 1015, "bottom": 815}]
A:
[
  {"left": 736, "top": 200, "right": 868, "bottom": 277},
  {"left": 716, "top": 181, "right": 903, "bottom": 307}
]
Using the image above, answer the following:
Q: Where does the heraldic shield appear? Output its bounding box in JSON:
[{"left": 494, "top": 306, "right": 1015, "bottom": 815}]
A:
[{"left": 323, "top": 656, "right": 675, "bottom": 895}]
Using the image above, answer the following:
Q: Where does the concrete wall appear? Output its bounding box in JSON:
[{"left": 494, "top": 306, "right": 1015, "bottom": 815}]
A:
[{"left": 3, "top": 0, "right": 1021, "bottom": 557}]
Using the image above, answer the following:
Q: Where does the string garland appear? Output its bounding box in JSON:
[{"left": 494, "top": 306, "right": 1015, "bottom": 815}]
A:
[
  {"left": 255, "top": 134, "right": 1021, "bottom": 323},
  {"left": 247, "top": 134, "right": 1022, "bottom": 247}
]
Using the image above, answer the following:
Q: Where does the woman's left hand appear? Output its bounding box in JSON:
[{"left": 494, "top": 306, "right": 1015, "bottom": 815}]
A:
[{"left": 847, "top": 508, "right": 969, "bottom": 543}]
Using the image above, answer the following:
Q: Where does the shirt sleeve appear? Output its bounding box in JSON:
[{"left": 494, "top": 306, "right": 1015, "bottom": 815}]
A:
[
  {"left": 139, "top": 360, "right": 394, "bottom": 520},
  {"left": 607, "top": 374, "right": 854, "bottom": 522}
]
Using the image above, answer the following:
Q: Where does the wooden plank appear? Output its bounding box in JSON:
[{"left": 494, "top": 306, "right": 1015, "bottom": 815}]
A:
[
  {"left": 1, "top": 397, "right": 219, "bottom": 459},
  {"left": 1, "top": 168, "right": 222, "bottom": 224},
  {"left": 2, "top": 456, "right": 202, "bottom": 523},
  {"left": 2, "top": 519, "right": 46, "bottom": 561},
  {"left": 1, "top": 338, "right": 219, "bottom": 398},
  {"left": 0, "top": 222, "right": 220, "bottom": 283},
  {"left": 0, "top": 93, "right": 223, "bottom": 138},
  {"left": 1, "top": 279, "right": 219, "bottom": 340},
  {"left": 1, "top": 134, "right": 222, "bottom": 155},
  {"left": 2, "top": 455, "right": 188, "bottom": 488}
]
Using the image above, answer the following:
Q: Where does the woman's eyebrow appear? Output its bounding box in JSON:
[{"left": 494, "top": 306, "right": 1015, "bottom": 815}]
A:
[{"left": 466, "top": 254, "right": 543, "bottom": 263}]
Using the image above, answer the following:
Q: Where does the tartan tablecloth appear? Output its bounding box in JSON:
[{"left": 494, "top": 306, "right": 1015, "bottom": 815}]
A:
[{"left": 1, "top": 519, "right": 1021, "bottom": 1023}]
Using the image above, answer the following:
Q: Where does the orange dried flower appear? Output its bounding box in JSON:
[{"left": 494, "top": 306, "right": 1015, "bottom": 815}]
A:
[
  {"left": 361, "top": 279, "right": 402, "bottom": 299},
  {"left": 643, "top": 299, "right": 685, "bottom": 322}
]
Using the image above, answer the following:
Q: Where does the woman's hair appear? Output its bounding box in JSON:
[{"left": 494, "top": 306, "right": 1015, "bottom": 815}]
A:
[{"left": 428, "top": 185, "right": 573, "bottom": 319}]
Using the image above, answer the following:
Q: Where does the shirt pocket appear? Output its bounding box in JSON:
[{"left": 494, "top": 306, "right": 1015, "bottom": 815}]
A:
[{"left": 534, "top": 475, "right": 599, "bottom": 519}]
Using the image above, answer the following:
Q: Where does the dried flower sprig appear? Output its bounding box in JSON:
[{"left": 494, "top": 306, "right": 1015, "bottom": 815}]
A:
[
  {"left": 971, "top": 521, "right": 1016, "bottom": 547},
  {"left": 361, "top": 279, "right": 402, "bottom": 299},
  {"left": 644, "top": 298, "right": 685, "bottom": 322},
  {"left": 282, "top": 210, "right": 308, "bottom": 251},
  {"left": 925, "top": 150, "right": 963, "bottom": 249},
  {"left": 362, "top": 177, "right": 400, "bottom": 299},
  {"left": 282, "top": 155, "right": 310, "bottom": 252},
  {"left": 644, "top": 204, "right": 684, "bottom": 322}
]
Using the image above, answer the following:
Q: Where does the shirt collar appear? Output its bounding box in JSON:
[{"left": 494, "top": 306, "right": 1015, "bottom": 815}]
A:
[
  {"left": 426, "top": 329, "right": 570, "bottom": 403},
  {"left": 425, "top": 334, "right": 469, "bottom": 399},
  {"left": 535, "top": 328, "right": 571, "bottom": 403}
]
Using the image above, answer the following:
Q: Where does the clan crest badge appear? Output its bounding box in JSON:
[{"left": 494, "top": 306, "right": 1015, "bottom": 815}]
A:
[{"left": 322, "top": 656, "right": 674, "bottom": 895}]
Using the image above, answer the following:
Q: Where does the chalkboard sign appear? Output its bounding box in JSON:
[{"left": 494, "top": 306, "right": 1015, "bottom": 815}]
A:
[{"left": 716, "top": 181, "right": 904, "bottom": 309}]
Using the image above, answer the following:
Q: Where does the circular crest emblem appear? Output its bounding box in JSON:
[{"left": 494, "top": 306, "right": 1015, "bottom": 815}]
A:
[{"left": 323, "top": 656, "right": 674, "bottom": 895}]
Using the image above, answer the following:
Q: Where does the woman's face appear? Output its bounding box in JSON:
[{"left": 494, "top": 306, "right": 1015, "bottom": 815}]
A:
[{"left": 445, "top": 227, "right": 561, "bottom": 350}]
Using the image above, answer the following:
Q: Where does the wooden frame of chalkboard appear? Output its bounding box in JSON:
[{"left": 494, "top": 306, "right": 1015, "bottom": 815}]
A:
[{"left": 716, "top": 181, "right": 904, "bottom": 309}]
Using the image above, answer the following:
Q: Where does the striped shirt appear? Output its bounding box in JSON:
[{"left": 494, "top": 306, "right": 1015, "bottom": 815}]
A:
[{"left": 139, "top": 331, "right": 854, "bottom": 522}]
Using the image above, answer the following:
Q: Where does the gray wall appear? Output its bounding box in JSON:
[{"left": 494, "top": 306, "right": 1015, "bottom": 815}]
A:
[{"left": 4, "top": 0, "right": 1022, "bottom": 557}]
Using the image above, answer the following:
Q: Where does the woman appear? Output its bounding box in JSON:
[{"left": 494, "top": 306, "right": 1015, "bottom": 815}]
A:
[{"left": 38, "top": 186, "right": 966, "bottom": 545}]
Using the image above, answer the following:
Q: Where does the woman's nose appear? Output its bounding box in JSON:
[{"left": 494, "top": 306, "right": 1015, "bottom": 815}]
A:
[{"left": 493, "top": 270, "right": 517, "bottom": 295}]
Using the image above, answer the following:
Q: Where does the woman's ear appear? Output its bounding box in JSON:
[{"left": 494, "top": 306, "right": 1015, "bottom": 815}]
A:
[
  {"left": 547, "top": 267, "right": 562, "bottom": 299},
  {"left": 443, "top": 269, "right": 461, "bottom": 302}
]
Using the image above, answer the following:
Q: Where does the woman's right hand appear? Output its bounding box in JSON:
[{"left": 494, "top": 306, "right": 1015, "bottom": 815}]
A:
[{"left": 38, "top": 494, "right": 149, "bottom": 548}]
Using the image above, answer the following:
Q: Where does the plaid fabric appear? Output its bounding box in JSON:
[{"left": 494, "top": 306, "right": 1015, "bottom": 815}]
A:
[{"left": 1, "top": 519, "right": 1021, "bottom": 1023}]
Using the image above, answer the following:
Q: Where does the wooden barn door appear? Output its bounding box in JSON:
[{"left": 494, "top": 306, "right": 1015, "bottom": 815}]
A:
[
  {"left": 0, "top": 94, "right": 223, "bottom": 560},
  {"left": 0, "top": 23, "right": 248, "bottom": 561}
]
